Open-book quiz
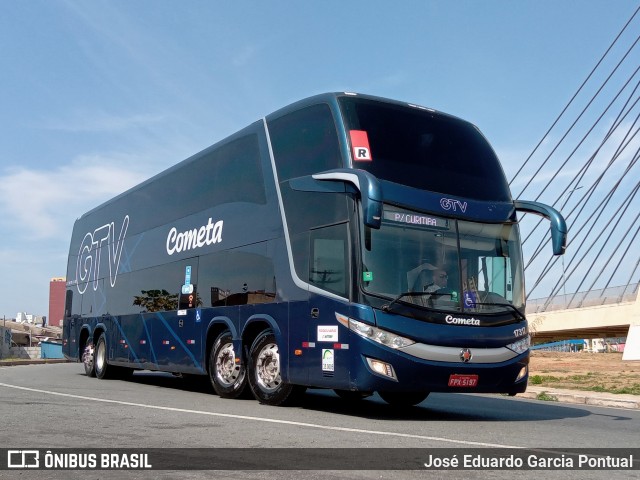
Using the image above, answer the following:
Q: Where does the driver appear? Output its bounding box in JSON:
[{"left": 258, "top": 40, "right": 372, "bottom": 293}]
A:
[{"left": 424, "top": 268, "right": 448, "bottom": 293}]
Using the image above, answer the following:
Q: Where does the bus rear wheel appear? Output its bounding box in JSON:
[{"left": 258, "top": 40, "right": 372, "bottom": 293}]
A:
[
  {"left": 209, "top": 331, "right": 247, "bottom": 398},
  {"left": 248, "top": 330, "right": 304, "bottom": 406},
  {"left": 378, "top": 391, "right": 429, "bottom": 407},
  {"left": 82, "top": 341, "right": 96, "bottom": 377},
  {"left": 94, "top": 333, "right": 113, "bottom": 380},
  {"left": 94, "top": 333, "right": 133, "bottom": 380}
]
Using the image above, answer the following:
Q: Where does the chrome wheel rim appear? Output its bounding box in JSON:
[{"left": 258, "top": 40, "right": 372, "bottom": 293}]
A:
[
  {"left": 255, "top": 342, "right": 281, "bottom": 392},
  {"left": 95, "top": 340, "right": 105, "bottom": 372},
  {"left": 215, "top": 343, "right": 242, "bottom": 387},
  {"left": 82, "top": 344, "right": 94, "bottom": 370}
]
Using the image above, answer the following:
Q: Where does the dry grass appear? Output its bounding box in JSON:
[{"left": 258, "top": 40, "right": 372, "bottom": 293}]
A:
[{"left": 529, "top": 351, "right": 640, "bottom": 395}]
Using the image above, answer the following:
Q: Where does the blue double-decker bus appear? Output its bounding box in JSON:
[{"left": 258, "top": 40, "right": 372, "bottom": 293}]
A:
[{"left": 62, "top": 92, "right": 566, "bottom": 406}]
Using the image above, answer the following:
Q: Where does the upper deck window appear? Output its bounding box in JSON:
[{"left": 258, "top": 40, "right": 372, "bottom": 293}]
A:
[
  {"left": 268, "top": 103, "right": 342, "bottom": 182},
  {"left": 339, "top": 97, "right": 511, "bottom": 202}
]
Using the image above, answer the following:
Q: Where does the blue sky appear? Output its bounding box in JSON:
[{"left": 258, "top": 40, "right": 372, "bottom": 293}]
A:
[{"left": 0, "top": 1, "right": 637, "bottom": 319}]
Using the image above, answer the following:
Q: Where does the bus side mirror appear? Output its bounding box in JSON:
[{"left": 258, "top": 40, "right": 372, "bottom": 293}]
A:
[
  {"left": 514, "top": 200, "right": 567, "bottom": 255},
  {"left": 290, "top": 168, "right": 383, "bottom": 229},
  {"left": 313, "top": 169, "right": 382, "bottom": 229}
]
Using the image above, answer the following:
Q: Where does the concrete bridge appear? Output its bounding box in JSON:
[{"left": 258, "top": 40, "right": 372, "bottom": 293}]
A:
[{"left": 526, "top": 286, "right": 640, "bottom": 359}]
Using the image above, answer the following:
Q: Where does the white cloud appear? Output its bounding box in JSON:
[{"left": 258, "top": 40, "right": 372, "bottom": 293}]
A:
[{"left": 0, "top": 153, "right": 151, "bottom": 240}]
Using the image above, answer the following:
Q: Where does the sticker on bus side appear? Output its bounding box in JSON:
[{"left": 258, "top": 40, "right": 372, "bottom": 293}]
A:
[
  {"left": 317, "top": 325, "right": 338, "bottom": 342},
  {"left": 322, "top": 349, "right": 335, "bottom": 372},
  {"left": 350, "top": 130, "right": 372, "bottom": 161}
]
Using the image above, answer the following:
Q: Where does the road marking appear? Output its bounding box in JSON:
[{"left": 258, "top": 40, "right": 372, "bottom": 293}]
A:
[{"left": 0, "top": 381, "right": 518, "bottom": 448}]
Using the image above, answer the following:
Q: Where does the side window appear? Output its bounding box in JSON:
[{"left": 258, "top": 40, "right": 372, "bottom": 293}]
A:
[
  {"left": 198, "top": 243, "right": 276, "bottom": 307},
  {"left": 64, "top": 289, "right": 76, "bottom": 318},
  {"left": 206, "top": 134, "right": 266, "bottom": 205},
  {"left": 309, "top": 223, "right": 350, "bottom": 298},
  {"left": 129, "top": 134, "right": 266, "bottom": 231},
  {"left": 123, "top": 259, "right": 199, "bottom": 314},
  {"left": 268, "top": 103, "right": 342, "bottom": 181}
]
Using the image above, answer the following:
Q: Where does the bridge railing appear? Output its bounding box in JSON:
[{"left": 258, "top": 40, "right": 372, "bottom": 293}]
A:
[{"left": 526, "top": 283, "right": 639, "bottom": 314}]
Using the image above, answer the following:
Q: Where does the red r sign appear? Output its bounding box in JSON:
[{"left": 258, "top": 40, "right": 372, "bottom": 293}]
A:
[{"left": 350, "top": 130, "right": 372, "bottom": 161}]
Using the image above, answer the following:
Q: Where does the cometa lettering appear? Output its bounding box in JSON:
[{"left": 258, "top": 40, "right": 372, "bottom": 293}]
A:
[
  {"left": 166, "top": 218, "right": 223, "bottom": 255},
  {"left": 445, "top": 315, "right": 480, "bottom": 326}
]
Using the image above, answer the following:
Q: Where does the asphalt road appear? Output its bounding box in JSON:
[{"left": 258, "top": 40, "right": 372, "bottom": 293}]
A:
[{"left": 1, "top": 363, "right": 639, "bottom": 480}]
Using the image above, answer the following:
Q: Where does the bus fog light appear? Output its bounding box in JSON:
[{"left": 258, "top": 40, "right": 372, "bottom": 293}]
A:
[
  {"left": 365, "top": 357, "right": 398, "bottom": 381},
  {"left": 516, "top": 366, "right": 527, "bottom": 382}
]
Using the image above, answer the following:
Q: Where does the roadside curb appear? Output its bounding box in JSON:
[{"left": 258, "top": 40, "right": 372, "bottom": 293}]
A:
[
  {"left": 519, "top": 386, "right": 640, "bottom": 410},
  {"left": 0, "top": 359, "right": 70, "bottom": 367}
]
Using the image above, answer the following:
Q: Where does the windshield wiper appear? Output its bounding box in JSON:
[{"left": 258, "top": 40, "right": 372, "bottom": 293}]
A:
[
  {"left": 382, "top": 294, "right": 525, "bottom": 321},
  {"left": 470, "top": 301, "right": 526, "bottom": 322},
  {"left": 381, "top": 291, "right": 451, "bottom": 312},
  {"left": 382, "top": 291, "right": 428, "bottom": 312}
]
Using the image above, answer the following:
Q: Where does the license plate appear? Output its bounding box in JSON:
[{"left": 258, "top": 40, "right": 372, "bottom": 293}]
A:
[{"left": 448, "top": 374, "right": 478, "bottom": 387}]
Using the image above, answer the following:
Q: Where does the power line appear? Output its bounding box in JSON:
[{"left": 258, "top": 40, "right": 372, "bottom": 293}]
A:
[
  {"left": 508, "top": 5, "right": 640, "bottom": 188},
  {"left": 512, "top": 7, "right": 640, "bottom": 309}
]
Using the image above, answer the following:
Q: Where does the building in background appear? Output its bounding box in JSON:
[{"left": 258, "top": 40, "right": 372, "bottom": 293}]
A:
[
  {"left": 48, "top": 277, "right": 66, "bottom": 327},
  {"left": 15, "top": 312, "right": 43, "bottom": 324}
]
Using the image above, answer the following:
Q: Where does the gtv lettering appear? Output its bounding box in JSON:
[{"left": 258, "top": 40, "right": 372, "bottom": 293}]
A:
[
  {"left": 440, "top": 198, "right": 468, "bottom": 213},
  {"left": 76, "top": 216, "right": 129, "bottom": 294}
]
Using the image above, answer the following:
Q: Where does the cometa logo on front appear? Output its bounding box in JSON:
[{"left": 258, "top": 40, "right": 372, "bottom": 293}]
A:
[
  {"left": 445, "top": 315, "right": 480, "bottom": 326},
  {"left": 166, "top": 217, "right": 223, "bottom": 255}
]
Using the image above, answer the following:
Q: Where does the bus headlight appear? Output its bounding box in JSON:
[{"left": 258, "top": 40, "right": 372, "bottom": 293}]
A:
[
  {"left": 506, "top": 336, "right": 530, "bottom": 354},
  {"left": 335, "top": 313, "right": 415, "bottom": 349}
]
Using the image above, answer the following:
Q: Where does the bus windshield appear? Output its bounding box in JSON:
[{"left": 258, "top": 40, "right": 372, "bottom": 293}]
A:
[
  {"left": 339, "top": 96, "right": 511, "bottom": 201},
  {"left": 361, "top": 206, "right": 525, "bottom": 314}
]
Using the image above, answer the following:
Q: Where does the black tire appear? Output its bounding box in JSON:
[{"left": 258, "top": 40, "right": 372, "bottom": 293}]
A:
[
  {"left": 209, "top": 331, "right": 247, "bottom": 398},
  {"left": 334, "top": 390, "right": 372, "bottom": 402},
  {"left": 378, "top": 391, "right": 429, "bottom": 407},
  {"left": 94, "top": 332, "right": 114, "bottom": 380},
  {"left": 248, "top": 330, "right": 305, "bottom": 406},
  {"left": 82, "top": 341, "right": 96, "bottom": 377}
]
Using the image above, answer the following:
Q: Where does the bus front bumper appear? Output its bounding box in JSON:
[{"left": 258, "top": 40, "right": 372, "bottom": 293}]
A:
[{"left": 349, "top": 338, "right": 529, "bottom": 395}]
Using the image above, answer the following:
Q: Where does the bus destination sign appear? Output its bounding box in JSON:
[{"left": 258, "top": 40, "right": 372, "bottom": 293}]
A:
[{"left": 383, "top": 210, "right": 449, "bottom": 229}]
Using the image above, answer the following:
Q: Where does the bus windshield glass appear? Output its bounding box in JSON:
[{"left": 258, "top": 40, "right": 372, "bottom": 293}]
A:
[
  {"left": 339, "top": 96, "right": 511, "bottom": 201},
  {"left": 361, "top": 206, "right": 525, "bottom": 314}
]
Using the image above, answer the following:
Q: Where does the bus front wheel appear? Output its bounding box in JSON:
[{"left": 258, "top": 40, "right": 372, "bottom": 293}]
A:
[
  {"left": 209, "top": 331, "right": 247, "bottom": 398},
  {"left": 248, "top": 330, "right": 304, "bottom": 406}
]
